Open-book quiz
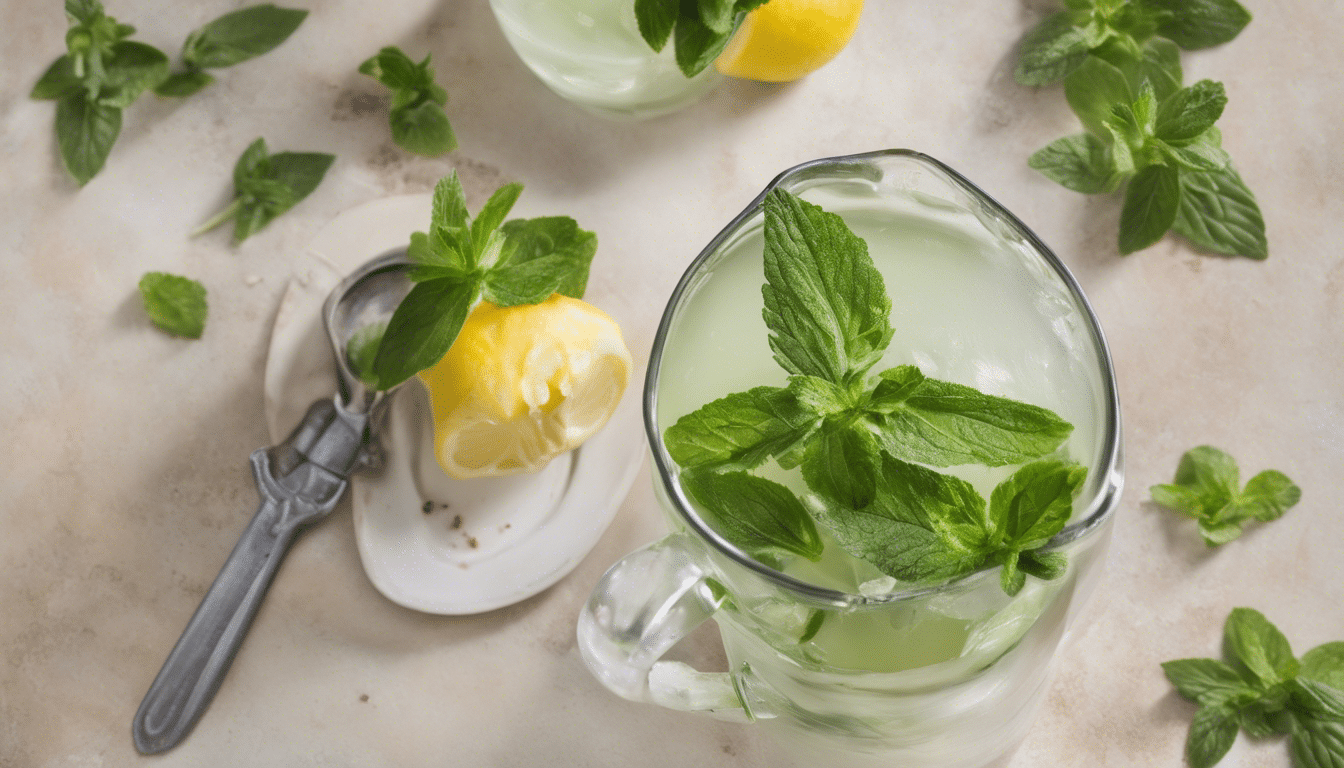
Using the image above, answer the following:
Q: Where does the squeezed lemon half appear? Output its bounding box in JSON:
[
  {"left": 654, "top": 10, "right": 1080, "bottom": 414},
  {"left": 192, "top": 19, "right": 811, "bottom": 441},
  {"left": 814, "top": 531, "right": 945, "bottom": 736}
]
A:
[
  {"left": 715, "top": 0, "right": 864, "bottom": 83},
  {"left": 417, "top": 295, "right": 632, "bottom": 479}
]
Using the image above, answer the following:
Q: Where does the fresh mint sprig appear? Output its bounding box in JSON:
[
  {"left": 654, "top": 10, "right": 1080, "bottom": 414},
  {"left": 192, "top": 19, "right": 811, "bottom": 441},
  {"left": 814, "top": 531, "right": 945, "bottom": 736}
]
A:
[
  {"left": 665, "top": 190, "right": 1084, "bottom": 596},
  {"left": 1163, "top": 608, "right": 1344, "bottom": 768},
  {"left": 155, "top": 4, "right": 308, "bottom": 98},
  {"left": 1014, "top": 0, "right": 1251, "bottom": 86},
  {"left": 358, "top": 46, "right": 457, "bottom": 157},
  {"left": 139, "top": 272, "right": 207, "bottom": 339},
  {"left": 367, "top": 172, "right": 597, "bottom": 390},
  {"left": 634, "top": 0, "right": 768, "bottom": 77},
  {"left": 31, "top": 0, "right": 169, "bottom": 184},
  {"left": 1150, "top": 445, "right": 1301, "bottom": 546},
  {"left": 193, "top": 137, "right": 334, "bottom": 243}
]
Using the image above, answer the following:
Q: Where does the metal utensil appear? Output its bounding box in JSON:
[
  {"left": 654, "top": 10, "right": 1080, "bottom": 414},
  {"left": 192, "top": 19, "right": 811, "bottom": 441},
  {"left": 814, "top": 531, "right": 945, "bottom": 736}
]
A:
[{"left": 132, "top": 250, "right": 413, "bottom": 754}]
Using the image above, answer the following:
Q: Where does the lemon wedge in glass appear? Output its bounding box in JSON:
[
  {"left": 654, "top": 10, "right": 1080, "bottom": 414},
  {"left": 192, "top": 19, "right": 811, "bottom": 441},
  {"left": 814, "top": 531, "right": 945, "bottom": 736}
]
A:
[
  {"left": 715, "top": 0, "right": 864, "bottom": 83},
  {"left": 417, "top": 295, "right": 632, "bottom": 479}
]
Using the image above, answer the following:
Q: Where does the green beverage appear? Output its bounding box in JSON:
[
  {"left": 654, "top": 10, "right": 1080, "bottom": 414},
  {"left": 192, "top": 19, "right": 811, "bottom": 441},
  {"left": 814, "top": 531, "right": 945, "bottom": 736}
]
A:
[
  {"left": 488, "top": 0, "right": 722, "bottom": 118},
  {"left": 579, "top": 151, "right": 1122, "bottom": 767}
]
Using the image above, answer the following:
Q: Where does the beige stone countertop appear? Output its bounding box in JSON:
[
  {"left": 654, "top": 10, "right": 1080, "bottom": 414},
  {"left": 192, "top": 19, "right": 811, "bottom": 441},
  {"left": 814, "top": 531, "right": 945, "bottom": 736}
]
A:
[{"left": 2, "top": 1, "right": 1341, "bottom": 766}]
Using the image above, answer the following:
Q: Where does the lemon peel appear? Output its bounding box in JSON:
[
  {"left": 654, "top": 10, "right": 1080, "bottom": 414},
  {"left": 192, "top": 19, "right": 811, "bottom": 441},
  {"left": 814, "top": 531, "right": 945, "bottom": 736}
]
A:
[{"left": 417, "top": 295, "right": 631, "bottom": 478}]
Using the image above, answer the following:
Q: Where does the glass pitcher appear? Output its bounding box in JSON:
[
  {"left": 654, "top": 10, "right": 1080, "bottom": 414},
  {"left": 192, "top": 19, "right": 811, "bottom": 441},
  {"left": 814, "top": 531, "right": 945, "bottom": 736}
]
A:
[{"left": 578, "top": 150, "right": 1124, "bottom": 768}]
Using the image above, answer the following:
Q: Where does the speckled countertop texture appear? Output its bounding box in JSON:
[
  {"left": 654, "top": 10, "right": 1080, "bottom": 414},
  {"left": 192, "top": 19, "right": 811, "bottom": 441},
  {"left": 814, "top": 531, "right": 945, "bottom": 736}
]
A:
[{"left": 2, "top": 1, "right": 1341, "bottom": 766}]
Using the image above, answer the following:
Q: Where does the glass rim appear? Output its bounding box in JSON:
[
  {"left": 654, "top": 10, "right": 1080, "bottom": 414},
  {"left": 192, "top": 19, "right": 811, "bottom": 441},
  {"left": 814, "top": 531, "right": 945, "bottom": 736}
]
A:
[{"left": 643, "top": 148, "right": 1124, "bottom": 607}]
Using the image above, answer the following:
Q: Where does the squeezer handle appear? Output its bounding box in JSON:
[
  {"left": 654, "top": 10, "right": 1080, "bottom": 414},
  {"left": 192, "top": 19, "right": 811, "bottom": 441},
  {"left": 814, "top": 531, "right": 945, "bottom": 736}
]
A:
[{"left": 132, "top": 398, "right": 367, "bottom": 754}]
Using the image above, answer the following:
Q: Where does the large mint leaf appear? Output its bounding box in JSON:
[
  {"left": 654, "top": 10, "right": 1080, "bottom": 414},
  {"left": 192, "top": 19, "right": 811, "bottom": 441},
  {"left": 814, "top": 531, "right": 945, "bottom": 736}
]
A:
[
  {"left": 761, "top": 190, "right": 892, "bottom": 385},
  {"left": 866, "top": 366, "right": 1073, "bottom": 467},
  {"left": 681, "top": 469, "right": 823, "bottom": 566},
  {"left": 1162, "top": 658, "right": 1260, "bottom": 707},
  {"left": 489, "top": 216, "right": 597, "bottom": 301},
  {"left": 664, "top": 387, "right": 817, "bottom": 471},
  {"left": 1118, "top": 164, "right": 1181, "bottom": 254},
  {"left": 1224, "top": 607, "right": 1299, "bottom": 687},
  {"left": 371, "top": 277, "right": 479, "bottom": 390},
  {"left": 1015, "top": 11, "right": 1094, "bottom": 86},
  {"left": 1172, "top": 164, "right": 1268, "bottom": 260},
  {"left": 1149, "top": 0, "right": 1252, "bottom": 49},
  {"left": 1029, "top": 133, "right": 1121, "bottom": 194},
  {"left": 1185, "top": 705, "right": 1239, "bottom": 768}
]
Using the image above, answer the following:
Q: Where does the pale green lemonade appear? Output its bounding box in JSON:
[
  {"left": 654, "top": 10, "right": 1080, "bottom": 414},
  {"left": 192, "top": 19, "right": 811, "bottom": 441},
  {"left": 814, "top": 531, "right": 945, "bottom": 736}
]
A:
[
  {"left": 653, "top": 182, "right": 1112, "bottom": 764},
  {"left": 488, "top": 0, "right": 722, "bottom": 118}
]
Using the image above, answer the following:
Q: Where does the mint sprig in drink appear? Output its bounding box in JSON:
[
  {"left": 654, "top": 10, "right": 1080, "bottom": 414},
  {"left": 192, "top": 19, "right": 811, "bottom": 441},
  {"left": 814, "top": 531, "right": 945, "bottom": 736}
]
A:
[
  {"left": 580, "top": 152, "right": 1120, "bottom": 768},
  {"left": 487, "top": 0, "right": 722, "bottom": 118}
]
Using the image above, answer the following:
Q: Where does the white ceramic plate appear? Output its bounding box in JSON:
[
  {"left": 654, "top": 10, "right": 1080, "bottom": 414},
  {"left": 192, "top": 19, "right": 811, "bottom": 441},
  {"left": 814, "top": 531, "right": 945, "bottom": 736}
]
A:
[{"left": 262, "top": 194, "right": 643, "bottom": 614}]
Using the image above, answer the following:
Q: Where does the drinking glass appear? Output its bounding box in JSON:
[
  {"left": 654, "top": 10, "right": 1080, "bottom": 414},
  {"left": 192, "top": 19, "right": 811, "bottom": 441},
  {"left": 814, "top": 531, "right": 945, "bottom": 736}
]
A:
[
  {"left": 578, "top": 150, "right": 1124, "bottom": 767},
  {"left": 487, "top": 0, "right": 723, "bottom": 119}
]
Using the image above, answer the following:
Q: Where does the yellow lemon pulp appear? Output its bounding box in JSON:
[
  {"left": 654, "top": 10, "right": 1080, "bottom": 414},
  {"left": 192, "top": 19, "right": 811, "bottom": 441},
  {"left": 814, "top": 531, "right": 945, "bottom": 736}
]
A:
[
  {"left": 417, "top": 295, "right": 632, "bottom": 479},
  {"left": 715, "top": 0, "right": 864, "bottom": 83}
]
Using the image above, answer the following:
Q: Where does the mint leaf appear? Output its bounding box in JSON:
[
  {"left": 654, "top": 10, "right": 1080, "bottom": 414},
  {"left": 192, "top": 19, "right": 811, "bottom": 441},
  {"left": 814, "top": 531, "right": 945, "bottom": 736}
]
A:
[
  {"left": 153, "top": 69, "right": 214, "bottom": 97},
  {"left": 371, "top": 277, "right": 479, "bottom": 390},
  {"left": 139, "top": 272, "right": 207, "bottom": 339},
  {"left": 681, "top": 469, "right": 824, "bottom": 566},
  {"left": 346, "top": 321, "right": 388, "bottom": 389},
  {"left": 1290, "top": 716, "right": 1344, "bottom": 768},
  {"left": 1015, "top": 11, "right": 1094, "bottom": 86},
  {"left": 1150, "top": 446, "right": 1298, "bottom": 545},
  {"left": 55, "top": 92, "right": 121, "bottom": 185},
  {"left": 360, "top": 46, "right": 456, "bottom": 157},
  {"left": 1149, "top": 0, "right": 1252, "bottom": 50},
  {"left": 1163, "top": 658, "right": 1260, "bottom": 707},
  {"left": 31, "top": 56, "right": 83, "bottom": 100},
  {"left": 634, "top": 0, "right": 679, "bottom": 52},
  {"left": 1118, "top": 163, "right": 1181, "bottom": 254},
  {"left": 181, "top": 4, "right": 307, "bottom": 69},
  {"left": 1064, "top": 56, "right": 1134, "bottom": 138},
  {"left": 1224, "top": 607, "right": 1299, "bottom": 687},
  {"left": 1089, "top": 36, "right": 1183, "bottom": 102},
  {"left": 866, "top": 366, "right": 1074, "bottom": 467},
  {"left": 471, "top": 183, "right": 524, "bottom": 257},
  {"left": 672, "top": 10, "right": 734, "bottom": 80},
  {"left": 697, "top": 0, "right": 736, "bottom": 35},
  {"left": 1302, "top": 644, "right": 1344, "bottom": 691},
  {"left": 813, "top": 455, "right": 989, "bottom": 584},
  {"left": 665, "top": 387, "right": 816, "bottom": 471},
  {"left": 195, "top": 138, "right": 333, "bottom": 242},
  {"left": 761, "top": 189, "right": 892, "bottom": 385},
  {"left": 486, "top": 217, "right": 597, "bottom": 305},
  {"left": 1029, "top": 133, "right": 1121, "bottom": 194},
  {"left": 800, "top": 419, "right": 880, "bottom": 509},
  {"left": 990, "top": 460, "right": 1085, "bottom": 551},
  {"left": 1291, "top": 679, "right": 1344, "bottom": 722},
  {"left": 1155, "top": 80, "right": 1227, "bottom": 144},
  {"left": 1186, "top": 705, "right": 1239, "bottom": 768},
  {"left": 1172, "top": 164, "right": 1268, "bottom": 259}
]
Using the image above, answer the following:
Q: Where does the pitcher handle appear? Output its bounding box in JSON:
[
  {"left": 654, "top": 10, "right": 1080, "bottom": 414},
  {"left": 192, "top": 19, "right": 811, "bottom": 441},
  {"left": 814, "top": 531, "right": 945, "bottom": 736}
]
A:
[{"left": 577, "top": 533, "right": 765, "bottom": 722}]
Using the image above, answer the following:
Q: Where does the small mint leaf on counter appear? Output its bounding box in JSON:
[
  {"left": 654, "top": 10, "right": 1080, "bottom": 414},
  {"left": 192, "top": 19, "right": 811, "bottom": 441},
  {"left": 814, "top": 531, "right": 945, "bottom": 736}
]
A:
[{"left": 139, "top": 272, "right": 207, "bottom": 339}]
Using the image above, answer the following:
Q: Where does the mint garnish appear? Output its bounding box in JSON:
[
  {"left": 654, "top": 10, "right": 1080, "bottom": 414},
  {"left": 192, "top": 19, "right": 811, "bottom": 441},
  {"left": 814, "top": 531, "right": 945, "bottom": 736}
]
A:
[
  {"left": 664, "top": 190, "right": 1084, "bottom": 596},
  {"left": 358, "top": 46, "right": 457, "bottom": 157},
  {"left": 1149, "top": 445, "right": 1300, "bottom": 546},
  {"left": 367, "top": 173, "right": 597, "bottom": 390},
  {"left": 633, "top": 0, "right": 768, "bottom": 77},
  {"left": 1163, "top": 608, "right": 1344, "bottom": 768},
  {"left": 1016, "top": 0, "right": 1267, "bottom": 259},
  {"left": 193, "top": 137, "right": 334, "bottom": 243},
  {"left": 139, "top": 272, "right": 207, "bottom": 339}
]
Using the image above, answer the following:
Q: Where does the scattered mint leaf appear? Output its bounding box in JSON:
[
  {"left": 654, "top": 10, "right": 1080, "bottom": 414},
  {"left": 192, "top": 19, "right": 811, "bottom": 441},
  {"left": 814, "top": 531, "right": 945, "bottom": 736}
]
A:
[
  {"left": 194, "top": 138, "right": 334, "bottom": 243},
  {"left": 55, "top": 92, "right": 122, "bottom": 185},
  {"left": 1118, "top": 163, "right": 1181, "bottom": 254},
  {"left": 138, "top": 272, "right": 207, "bottom": 339},
  {"left": 1290, "top": 717, "right": 1344, "bottom": 768},
  {"left": 153, "top": 69, "right": 214, "bottom": 97},
  {"left": 1172, "top": 164, "right": 1268, "bottom": 259},
  {"left": 1186, "top": 705, "right": 1239, "bottom": 768},
  {"left": 369, "top": 173, "right": 597, "bottom": 390},
  {"left": 1014, "top": 11, "right": 1097, "bottom": 86},
  {"left": 761, "top": 189, "right": 892, "bottom": 385},
  {"left": 181, "top": 4, "right": 308, "bottom": 69},
  {"left": 1028, "top": 133, "right": 1122, "bottom": 194},
  {"left": 1301, "top": 644, "right": 1344, "bottom": 691},
  {"left": 1148, "top": 0, "right": 1252, "bottom": 50},
  {"left": 1167, "top": 608, "right": 1344, "bottom": 768},
  {"left": 359, "top": 46, "right": 457, "bottom": 157},
  {"left": 1149, "top": 446, "right": 1300, "bottom": 545},
  {"left": 866, "top": 366, "right": 1075, "bottom": 467},
  {"left": 681, "top": 469, "right": 824, "bottom": 567}
]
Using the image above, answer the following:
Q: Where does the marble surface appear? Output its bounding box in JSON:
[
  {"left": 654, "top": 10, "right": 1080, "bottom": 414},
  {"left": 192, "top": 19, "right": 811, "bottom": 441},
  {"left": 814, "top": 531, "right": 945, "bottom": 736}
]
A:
[{"left": 2, "top": 1, "right": 1342, "bottom": 766}]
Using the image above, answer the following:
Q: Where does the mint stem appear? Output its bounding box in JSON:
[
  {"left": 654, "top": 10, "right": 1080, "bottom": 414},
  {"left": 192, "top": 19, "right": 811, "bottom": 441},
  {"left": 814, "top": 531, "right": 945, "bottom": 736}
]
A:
[{"left": 192, "top": 199, "right": 241, "bottom": 237}]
